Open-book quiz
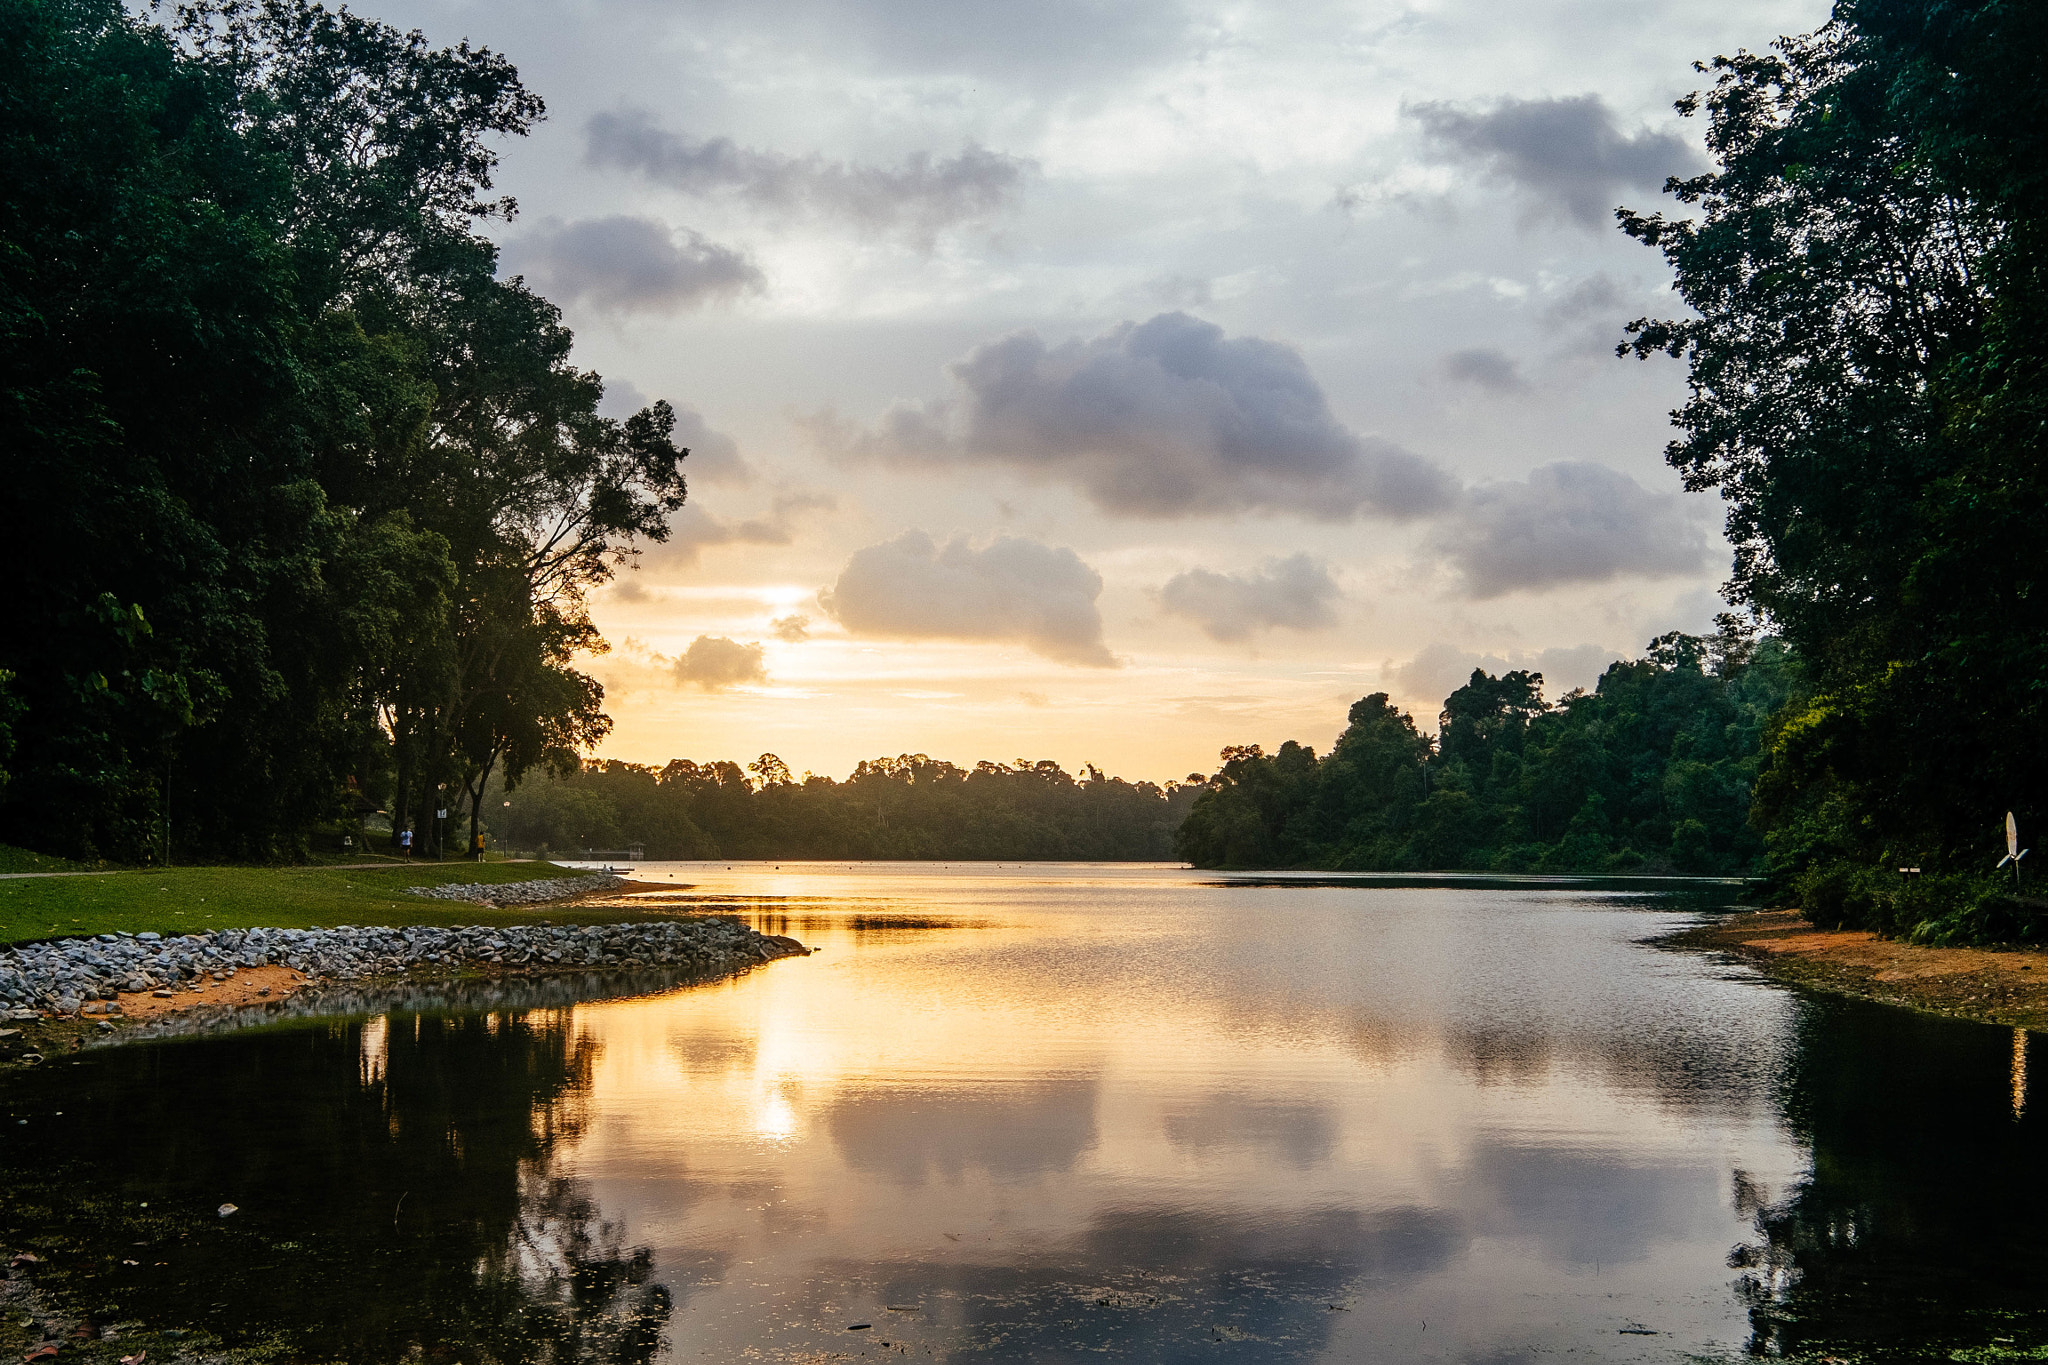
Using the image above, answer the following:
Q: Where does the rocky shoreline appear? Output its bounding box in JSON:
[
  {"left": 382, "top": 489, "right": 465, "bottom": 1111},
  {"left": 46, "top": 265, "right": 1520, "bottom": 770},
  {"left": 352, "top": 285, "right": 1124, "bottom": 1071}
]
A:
[
  {"left": 0, "top": 878, "right": 810, "bottom": 1063},
  {"left": 406, "top": 873, "right": 627, "bottom": 905}
]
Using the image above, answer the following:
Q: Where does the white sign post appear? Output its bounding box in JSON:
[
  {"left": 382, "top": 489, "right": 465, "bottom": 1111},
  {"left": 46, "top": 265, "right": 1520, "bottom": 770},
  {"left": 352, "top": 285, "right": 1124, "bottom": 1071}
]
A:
[{"left": 1997, "top": 811, "right": 2030, "bottom": 891}]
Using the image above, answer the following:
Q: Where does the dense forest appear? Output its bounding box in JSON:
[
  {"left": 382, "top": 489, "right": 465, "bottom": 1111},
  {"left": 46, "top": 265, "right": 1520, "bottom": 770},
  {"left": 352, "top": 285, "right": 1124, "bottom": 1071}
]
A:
[
  {"left": 1611, "top": 0, "right": 2048, "bottom": 939},
  {"left": 486, "top": 756, "right": 1206, "bottom": 862},
  {"left": 0, "top": 0, "right": 678, "bottom": 861},
  {"left": 1177, "top": 628, "right": 1799, "bottom": 875}
]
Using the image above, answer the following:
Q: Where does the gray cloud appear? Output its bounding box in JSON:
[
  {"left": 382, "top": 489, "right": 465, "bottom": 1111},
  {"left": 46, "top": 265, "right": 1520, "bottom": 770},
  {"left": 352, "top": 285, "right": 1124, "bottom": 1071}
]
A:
[
  {"left": 670, "top": 404, "right": 750, "bottom": 484},
  {"left": 1541, "top": 273, "right": 1667, "bottom": 358},
  {"left": 1409, "top": 95, "right": 1699, "bottom": 230},
  {"left": 672, "top": 635, "right": 767, "bottom": 690},
  {"left": 509, "top": 215, "right": 762, "bottom": 313},
  {"left": 603, "top": 383, "right": 751, "bottom": 484},
  {"left": 1159, "top": 554, "right": 1342, "bottom": 643},
  {"left": 587, "top": 111, "right": 1032, "bottom": 243},
  {"left": 852, "top": 312, "right": 1458, "bottom": 521},
  {"left": 770, "top": 613, "right": 812, "bottom": 643},
  {"left": 818, "top": 530, "right": 1115, "bottom": 666},
  {"left": 651, "top": 492, "right": 837, "bottom": 567},
  {"left": 1428, "top": 461, "right": 1707, "bottom": 597},
  {"left": 1441, "top": 346, "right": 1527, "bottom": 393}
]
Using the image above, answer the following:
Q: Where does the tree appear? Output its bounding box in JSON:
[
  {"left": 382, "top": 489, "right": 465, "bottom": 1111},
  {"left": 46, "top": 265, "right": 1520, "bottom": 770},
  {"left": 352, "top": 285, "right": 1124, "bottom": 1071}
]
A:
[
  {"left": 1620, "top": 1, "right": 2048, "bottom": 934},
  {"left": 1176, "top": 636, "right": 1798, "bottom": 874},
  {"left": 0, "top": 0, "right": 669, "bottom": 860}
]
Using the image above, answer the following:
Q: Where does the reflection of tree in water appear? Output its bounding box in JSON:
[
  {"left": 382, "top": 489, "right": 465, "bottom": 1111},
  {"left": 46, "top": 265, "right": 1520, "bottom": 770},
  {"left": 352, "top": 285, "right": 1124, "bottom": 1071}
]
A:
[
  {"left": 1727, "top": 999, "right": 2048, "bottom": 1358},
  {"left": 0, "top": 1011, "right": 674, "bottom": 1365},
  {"left": 475, "top": 1173, "right": 671, "bottom": 1365}
]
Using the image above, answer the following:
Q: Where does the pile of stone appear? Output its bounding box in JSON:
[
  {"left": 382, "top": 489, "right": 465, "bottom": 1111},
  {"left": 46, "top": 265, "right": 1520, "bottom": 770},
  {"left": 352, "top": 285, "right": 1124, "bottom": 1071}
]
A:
[
  {"left": 0, "top": 916, "right": 805, "bottom": 1017},
  {"left": 407, "top": 874, "right": 626, "bottom": 905}
]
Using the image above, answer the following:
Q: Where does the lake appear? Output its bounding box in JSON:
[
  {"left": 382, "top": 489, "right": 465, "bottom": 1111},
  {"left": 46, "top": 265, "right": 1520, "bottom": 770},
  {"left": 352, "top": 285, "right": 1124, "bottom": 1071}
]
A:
[{"left": 3, "top": 863, "right": 2046, "bottom": 1362}]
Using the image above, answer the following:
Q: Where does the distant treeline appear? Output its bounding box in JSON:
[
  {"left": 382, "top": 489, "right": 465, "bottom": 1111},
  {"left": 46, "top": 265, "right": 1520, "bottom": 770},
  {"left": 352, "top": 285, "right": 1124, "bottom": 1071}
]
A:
[
  {"left": 486, "top": 756, "right": 1207, "bottom": 862},
  {"left": 1177, "top": 630, "right": 1800, "bottom": 875}
]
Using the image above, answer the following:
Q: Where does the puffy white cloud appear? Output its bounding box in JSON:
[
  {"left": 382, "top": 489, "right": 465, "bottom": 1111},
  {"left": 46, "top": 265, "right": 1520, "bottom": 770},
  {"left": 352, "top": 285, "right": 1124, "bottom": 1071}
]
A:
[
  {"left": 852, "top": 312, "right": 1457, "bottom": 521},
  {"left": 1428, "top": 461, "right": 1707, "bottom": 597},
  {"left": 586, "top": 111, "right": 1033, "bottom": 244},
  {"left": 507, "top": 215, "right": 762, "bottom": 313},
  {"left": 819, "top": 531, "right": 1115, "bottom": 666},
  {"left": 1159, "top": 554, "right": 1342, "bottom": 643},
  {"left": 672, "top": 635, "right": 767, "bottom": 690},
  {"left": 1409, "top": 94, "right": 1699, "bottom": 230}
]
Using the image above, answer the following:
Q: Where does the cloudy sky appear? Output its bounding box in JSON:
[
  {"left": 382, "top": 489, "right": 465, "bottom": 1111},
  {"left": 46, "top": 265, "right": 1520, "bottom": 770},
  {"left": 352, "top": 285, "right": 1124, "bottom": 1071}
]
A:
[{"left": 379, "top": 0, "right": 1827, "bottom": 782}]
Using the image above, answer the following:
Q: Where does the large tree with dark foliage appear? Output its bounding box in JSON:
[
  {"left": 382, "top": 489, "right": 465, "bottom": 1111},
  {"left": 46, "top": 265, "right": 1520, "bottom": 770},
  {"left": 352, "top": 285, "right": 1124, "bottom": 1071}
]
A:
[
  {"left": 0, "top": 0, "right": 681, "bottom": 861},
  {"left": 1620, "top": 0, "right": 2048, "bottom": 937}
]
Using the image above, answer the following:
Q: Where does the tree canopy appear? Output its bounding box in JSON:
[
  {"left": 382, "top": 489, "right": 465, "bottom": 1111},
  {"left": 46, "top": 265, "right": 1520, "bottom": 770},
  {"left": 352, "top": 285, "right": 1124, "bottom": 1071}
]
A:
[
  {"left": 1620, "top": 0, "right": 2048, "bottom": 938},
  {"left": 0, "top": 0, "right": 681, "bottom": 861}
]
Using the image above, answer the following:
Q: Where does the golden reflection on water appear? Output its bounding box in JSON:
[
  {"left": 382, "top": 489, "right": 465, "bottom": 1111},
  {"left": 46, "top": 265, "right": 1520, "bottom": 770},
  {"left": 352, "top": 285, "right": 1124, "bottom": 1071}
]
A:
[
  {"left": 2016, "top": 1028, "right": 2030, "bottom": 1121},
  {"left": 510, "top": 863, "right": 1812, "bottom": 1360}
]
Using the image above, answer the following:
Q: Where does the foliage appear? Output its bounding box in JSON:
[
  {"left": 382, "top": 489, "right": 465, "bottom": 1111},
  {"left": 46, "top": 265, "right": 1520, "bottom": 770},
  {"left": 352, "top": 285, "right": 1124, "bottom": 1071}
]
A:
[
  {"left": 0, "top": 0, "right": 674, "bottom": 862},
  {"left": 1620, "top": 0, "right": 2048, "bottom": 933},
  {"left": 1176, "top": 630, "right": 1800, "bottom": 873},
  {"left": 488, "top": 755, "right": 1208, "bottom": 862}
]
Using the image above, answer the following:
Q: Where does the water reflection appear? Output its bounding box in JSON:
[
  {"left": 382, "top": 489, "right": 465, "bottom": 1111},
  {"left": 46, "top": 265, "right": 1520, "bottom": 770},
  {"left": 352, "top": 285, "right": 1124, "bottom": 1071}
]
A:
[
  {"left": 0, "top": 1009, "right": 680, "bottom": 1364},
  {"left": 3, "top": 865, "right": 2044, "bottom": 1361},
  {"left": 828, "top": 1079, "right": 1100, "bottom": 1183},
  {"left": 1730, "top": 998, "right": 2048, "bottom": 1358},
  {"left": 842, "top": 1203, "right": 1464, "bottom": 1361}
]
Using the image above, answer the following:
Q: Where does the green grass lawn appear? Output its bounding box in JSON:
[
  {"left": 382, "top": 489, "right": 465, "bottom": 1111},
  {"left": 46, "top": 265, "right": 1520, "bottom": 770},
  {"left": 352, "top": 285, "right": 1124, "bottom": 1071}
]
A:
[{"left": 0, "top": 859, "right": 646, "bottom": 944}]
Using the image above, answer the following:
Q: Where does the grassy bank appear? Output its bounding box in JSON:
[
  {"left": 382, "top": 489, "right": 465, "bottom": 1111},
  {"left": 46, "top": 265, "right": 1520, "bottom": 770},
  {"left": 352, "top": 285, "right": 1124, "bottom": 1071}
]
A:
[{"left": 0, "top": 860, "right": 638, "bottom": 944}]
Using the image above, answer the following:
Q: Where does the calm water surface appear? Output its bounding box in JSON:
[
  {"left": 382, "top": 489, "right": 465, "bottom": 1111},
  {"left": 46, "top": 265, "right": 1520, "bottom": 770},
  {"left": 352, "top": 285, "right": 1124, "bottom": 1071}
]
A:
[{"left": 4, "top": 863, "right": 2047, "bottom": 1363}]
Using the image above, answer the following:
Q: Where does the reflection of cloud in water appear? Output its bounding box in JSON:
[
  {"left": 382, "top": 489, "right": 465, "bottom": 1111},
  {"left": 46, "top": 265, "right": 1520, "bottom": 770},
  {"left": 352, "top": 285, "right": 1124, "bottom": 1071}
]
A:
[
  {"left": 1162, "top": 1094, "right": 1336, "bottom": 1170},
  {"left": 843, "top": 1203, "right": 1464, "bottom": 1361},
  {"left": 664, "top": 1021, "right": 758, "bottom": 1075},
  {"left": 827, "top": 1079, "right": 1098, "bottom": 1183},
  {"left": 1459, "top": 1138, "right": 1725, "bottom": 1267}
]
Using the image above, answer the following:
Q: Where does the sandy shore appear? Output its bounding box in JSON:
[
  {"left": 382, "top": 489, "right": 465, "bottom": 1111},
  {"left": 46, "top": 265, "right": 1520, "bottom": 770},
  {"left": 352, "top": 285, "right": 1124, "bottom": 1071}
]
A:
[
  {"left": 113, "top": 963, "right": 312, "bottom": 1019},
  {"left": 1668, "top": 908, "right": 2048, "bottom": 1027}
]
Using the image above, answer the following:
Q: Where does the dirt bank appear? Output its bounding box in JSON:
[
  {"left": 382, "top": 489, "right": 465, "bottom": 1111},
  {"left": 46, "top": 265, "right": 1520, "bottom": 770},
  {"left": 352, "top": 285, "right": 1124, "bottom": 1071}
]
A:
[{"left": 1668, "top": 909, "right": 2048, "bottom": 1027}]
